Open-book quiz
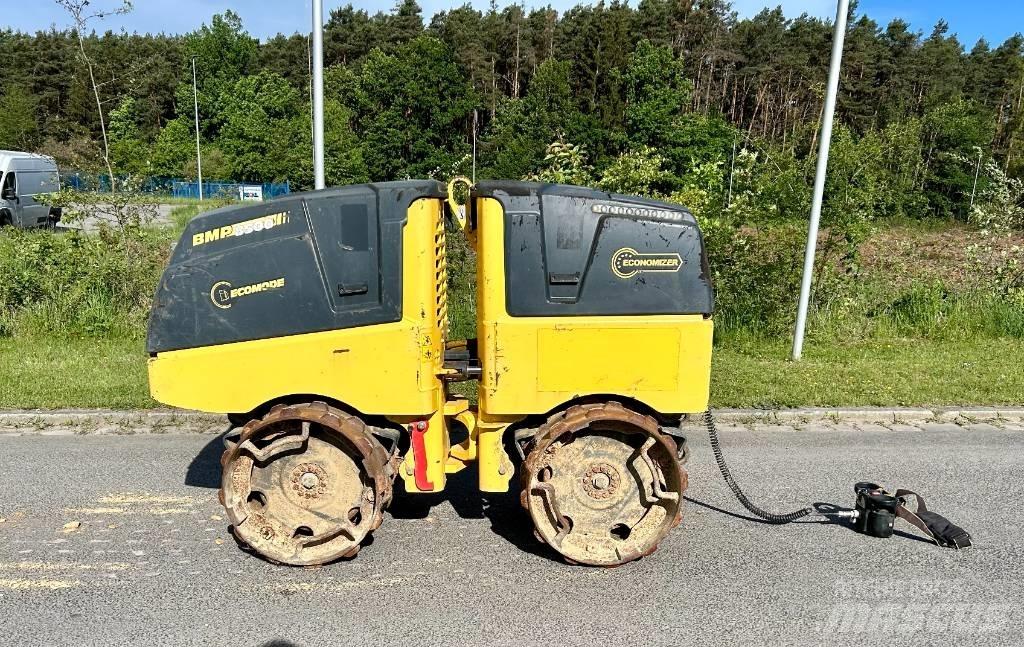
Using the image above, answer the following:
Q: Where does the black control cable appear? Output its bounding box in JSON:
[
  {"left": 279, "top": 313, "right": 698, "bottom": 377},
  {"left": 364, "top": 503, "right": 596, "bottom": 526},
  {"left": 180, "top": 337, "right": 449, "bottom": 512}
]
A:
[{"left": 702, "top": 410, "right": 815, "bottom": 523}]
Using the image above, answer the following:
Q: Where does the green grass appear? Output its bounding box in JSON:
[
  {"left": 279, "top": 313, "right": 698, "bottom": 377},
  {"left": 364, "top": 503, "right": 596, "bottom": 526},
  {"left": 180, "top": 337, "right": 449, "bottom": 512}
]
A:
[
  {"left": 170, "top": 204, "right": 202, "bottom": 232},
  {"left": 0, "top": 337, "right": 156, "bottom": 409},
  {"left": 712, "top": 335, "right": 1024, "bottom": 408},
  {"left": 169, "top": 200, "right": 236, "bottom": 233},
  {"left": 139, "top": 196, "right": 234, "bottom": 206},
  {"left": 3, "top": 334, "right": 1021, "bottom": 410}
]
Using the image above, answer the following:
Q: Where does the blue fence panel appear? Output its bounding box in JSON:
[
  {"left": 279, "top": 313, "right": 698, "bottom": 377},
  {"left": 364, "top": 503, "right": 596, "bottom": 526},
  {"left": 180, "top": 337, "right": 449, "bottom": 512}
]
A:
[
  {"left": 141, "top": 176, "right": 176, "bottom": 195},
  {"left": 264, "top": 181, "right": 291, "bottom": 198},
  {"left": 172, "top": 180, "right": 291, "bottom": 200},
  {"left": 62, "top": 171, "right": 291, "bottom": 200},
  {"left": 63, "top": 173, "right": 86, "bottom": 190},
  {"left": 61, "top": 172, "right": 111, "bottom": 192}
]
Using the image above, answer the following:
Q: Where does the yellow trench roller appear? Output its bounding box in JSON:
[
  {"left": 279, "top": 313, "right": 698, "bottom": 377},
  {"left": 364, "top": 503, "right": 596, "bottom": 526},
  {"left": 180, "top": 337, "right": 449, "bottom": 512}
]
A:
[{"left": 147, "top": 179, "right": 714, "bottom": 566}]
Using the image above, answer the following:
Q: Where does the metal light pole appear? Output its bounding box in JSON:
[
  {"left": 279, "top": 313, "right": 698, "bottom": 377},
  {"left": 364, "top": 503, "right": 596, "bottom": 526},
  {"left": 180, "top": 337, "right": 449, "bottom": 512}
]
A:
[
  {"left": 969, "top": 149, "right": 983, "bottom": 209},
  {"left": 312, "top": 0, "right": 326, "bottom": 190},
  {"left": 727, "top": 136, "right": 737, "bottom": 208},
  {"left": 191, "top": 56, "right": 204, "bottom": 201},
  {"left": 472, "top": 109, "right": 478, "bottom": 183},
  {"left": 792, "top": 0, "right": 849, "bottom": 361}
]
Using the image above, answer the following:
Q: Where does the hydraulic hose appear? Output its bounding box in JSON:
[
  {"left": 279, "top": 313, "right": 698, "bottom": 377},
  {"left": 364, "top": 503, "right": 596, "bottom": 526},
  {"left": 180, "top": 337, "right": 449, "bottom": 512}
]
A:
[{"left": 702, "top": 410, "right": 814, "bottom": 524}]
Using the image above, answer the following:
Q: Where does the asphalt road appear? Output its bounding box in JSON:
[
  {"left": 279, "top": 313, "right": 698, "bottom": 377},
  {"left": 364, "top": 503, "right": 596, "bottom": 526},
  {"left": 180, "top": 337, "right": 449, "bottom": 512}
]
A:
[{"left": 0, "top": 422, "right": 1021, "bottom": 646}]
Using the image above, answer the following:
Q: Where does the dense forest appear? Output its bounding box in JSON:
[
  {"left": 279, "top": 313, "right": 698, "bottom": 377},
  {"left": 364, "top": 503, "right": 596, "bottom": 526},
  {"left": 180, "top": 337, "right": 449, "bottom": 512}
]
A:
[{"left": 1, "top": 0, "right": 1023, "bottom": 224}]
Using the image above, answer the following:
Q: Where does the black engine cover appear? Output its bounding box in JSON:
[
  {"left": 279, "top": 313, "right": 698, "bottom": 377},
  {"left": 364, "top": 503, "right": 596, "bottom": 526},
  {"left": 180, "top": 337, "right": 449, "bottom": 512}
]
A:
[
  {"left": 146, "top": 181, "right": 445, "bottom": 354},
  {"left": 475, "top": 182, "right": 714, "bottom": 317}
]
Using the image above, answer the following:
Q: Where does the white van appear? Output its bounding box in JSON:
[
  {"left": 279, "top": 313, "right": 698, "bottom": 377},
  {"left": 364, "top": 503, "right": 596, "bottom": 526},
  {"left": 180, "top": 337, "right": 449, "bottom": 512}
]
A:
[{"left": 0, "top": 151, "right": 61, "bottom": 228}]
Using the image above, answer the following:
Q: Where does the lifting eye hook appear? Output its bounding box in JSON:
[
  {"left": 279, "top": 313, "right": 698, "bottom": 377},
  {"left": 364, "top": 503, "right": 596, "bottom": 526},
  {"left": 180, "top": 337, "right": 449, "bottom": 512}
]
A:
[{"left": 446, "top": 176, "right": 473, "bottom": 232}]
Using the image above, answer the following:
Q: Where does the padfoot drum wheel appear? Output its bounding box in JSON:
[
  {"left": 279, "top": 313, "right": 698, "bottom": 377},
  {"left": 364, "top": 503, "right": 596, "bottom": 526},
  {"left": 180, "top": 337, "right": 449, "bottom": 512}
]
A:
[
  {"left": 219, "top": 402, "right": 395, "bottom": 565},
  {"left": 521, "top": 402, "right": 687, "bottom": 566}
]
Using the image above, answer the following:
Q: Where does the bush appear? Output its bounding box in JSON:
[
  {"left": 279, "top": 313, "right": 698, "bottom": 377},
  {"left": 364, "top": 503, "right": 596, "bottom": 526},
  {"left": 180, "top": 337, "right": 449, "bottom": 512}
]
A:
[
  {"left": 882, "top": 283, "right": 1024, "bottom": 339},
  {"left": 703, "top": 223, "right": 810, "bottom": 335},
  {"left": 0, "top": 228, "right": 171, "bottom": 339},
  {"left": 597, "top": 146, "right": 675, "bottom": 196}
]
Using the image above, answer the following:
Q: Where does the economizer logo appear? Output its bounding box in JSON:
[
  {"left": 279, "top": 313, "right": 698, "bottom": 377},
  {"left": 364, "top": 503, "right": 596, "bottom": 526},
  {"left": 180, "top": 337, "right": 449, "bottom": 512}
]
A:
[
  {"left": 611, "top": 247, "right": 683, "bottom": 279},
  {"left": 210, "top": 277, "right": 286, "bottom": 309}
]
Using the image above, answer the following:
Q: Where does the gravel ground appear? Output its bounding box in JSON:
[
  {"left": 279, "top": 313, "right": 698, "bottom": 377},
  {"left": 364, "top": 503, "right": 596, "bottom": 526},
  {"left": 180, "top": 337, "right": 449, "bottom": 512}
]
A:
[{"left": 54, "top": 203, "right": 176, "bottom": 233}]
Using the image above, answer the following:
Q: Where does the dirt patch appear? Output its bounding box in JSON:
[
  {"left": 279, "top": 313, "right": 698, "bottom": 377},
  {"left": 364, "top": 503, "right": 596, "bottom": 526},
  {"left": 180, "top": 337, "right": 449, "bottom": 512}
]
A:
[{"left": 859, "top": 224, "right": 1024, "bottom": 290}]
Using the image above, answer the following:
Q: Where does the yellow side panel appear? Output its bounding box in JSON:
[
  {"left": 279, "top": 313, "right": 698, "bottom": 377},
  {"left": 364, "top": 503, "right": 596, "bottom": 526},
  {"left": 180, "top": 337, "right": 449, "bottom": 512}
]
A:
[
  {"left": 536, "top": 327, "right": 679, "bottom": 392},
  {"left": 480, "top": 316, "right": 712, "bottom": 415},
  {"left": 475, "top": 196, "right": 713, "bottom": 417},
  {"left": 149, "top": 324, "right": 433, "bottom": 415}
]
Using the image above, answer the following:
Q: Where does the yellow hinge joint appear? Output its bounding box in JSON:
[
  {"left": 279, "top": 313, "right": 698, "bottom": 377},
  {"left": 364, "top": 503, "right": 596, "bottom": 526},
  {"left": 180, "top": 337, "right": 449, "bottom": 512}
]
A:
[{"left": 444, "top": 402, "right": 477, "bottom": 474}]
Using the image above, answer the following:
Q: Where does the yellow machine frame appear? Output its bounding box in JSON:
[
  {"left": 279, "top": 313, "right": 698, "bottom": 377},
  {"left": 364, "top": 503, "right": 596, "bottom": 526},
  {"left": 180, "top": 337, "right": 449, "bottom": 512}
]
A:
[{"left": 147, "top": 189, "right": 713, "bottom": 496}]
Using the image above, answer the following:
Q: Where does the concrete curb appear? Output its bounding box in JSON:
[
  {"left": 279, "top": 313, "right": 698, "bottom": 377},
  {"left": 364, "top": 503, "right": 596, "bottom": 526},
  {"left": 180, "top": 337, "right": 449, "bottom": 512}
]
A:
[
  {"left": 708, "top": 407, "right": 1024, "bottom": 425},
  {"left": 0, "top": 406, "right": 1022, "bottom": 436},
  {"left": 0, "top": 409, "right": 228, "bottom": 436}
]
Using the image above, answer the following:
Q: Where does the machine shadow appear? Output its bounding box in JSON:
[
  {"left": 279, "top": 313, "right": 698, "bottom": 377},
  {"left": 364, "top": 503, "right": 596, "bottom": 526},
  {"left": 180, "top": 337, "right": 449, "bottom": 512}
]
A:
[
  {"left": 185, "top": 429, "right": 231, "bottom": 489},
  {"left": 388, "top": 465, "right": 557, "bottom": 561},
  {"left": 186, "top": 438, "right": 559, "bottom": 561}
]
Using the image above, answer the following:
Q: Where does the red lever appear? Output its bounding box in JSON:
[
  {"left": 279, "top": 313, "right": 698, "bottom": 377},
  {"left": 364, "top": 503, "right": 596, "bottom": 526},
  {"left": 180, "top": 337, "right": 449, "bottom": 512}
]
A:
[{"left": 409, "top": 420, "right": 434, "bottom": 491}]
